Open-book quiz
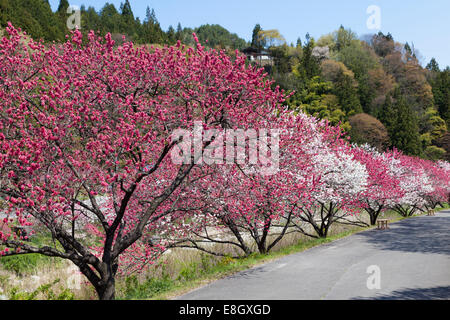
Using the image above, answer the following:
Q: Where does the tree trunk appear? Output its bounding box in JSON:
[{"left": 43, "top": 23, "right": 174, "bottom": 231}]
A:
[
  {"left": 97, "top": 276, "right": 116, "bottom": 300},
  {"left": 370, "top": 214, "right": 377, "bottom": 226},
  {"left": 366, "top": 205, "right": 383, "bottom": 226},
  {"left": 258, "top": 225, "right": 270, "bottom": 254},
  {"left": 225, "top": 219, "right": 252, "bottom": 256},
  {"left": 319, "top": 227, "right": 329, "bottom": 238},
  {"left": 257, "top": 241, "right": 268, "bottom": 254},
  {"left": 93, "top": 260, "right": 118, "bottom": 300}
]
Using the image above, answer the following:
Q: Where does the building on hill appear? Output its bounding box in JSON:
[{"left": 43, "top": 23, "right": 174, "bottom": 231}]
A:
[{"left": 242, "top": 47, "right": 274, "bottom": 67}]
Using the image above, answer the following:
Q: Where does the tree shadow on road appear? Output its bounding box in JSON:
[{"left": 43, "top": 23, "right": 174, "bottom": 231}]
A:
[
  {"left": 353, "top": 286, "right": 450, "bottom": 300},
  {"left": 356, "top": 211, "right": 450, "bottom": 256},
  {"left": 226, "top": 264, "right": 270, "bottom": 280}
]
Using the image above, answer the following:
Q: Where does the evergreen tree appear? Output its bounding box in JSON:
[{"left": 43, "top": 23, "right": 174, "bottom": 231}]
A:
[
  {"left": 378, "top": 93, "right": 397, "bottom": 146},
  {"left": 56, "top": 0, "right": 69, "bottom": 14},
  {"left": 193, "top": 24, "right": 248, "bottom": 50},
  {"left": 142, "top": 5, "right": 165, "bottom": 44},
  {"left": 391, "top": 90, "right": 422, "bottom": 156},
  {"left": 333, "top": 69, "right": 362, "bottom": 116},
  {"left": 13, "top": 0, "right": 65, "bottom": 41},
  {"left": 99, "top": 3, "right": 121, "bottom": 34},
  {"left": 432, "top": 68, "right": 450, "bottom": 125},
  {"left": 426, "top": 58, "right": 440, "bottom": 72},
  {"left": 55, "top": 0, "right": 70, "bottom": 32},
  {"left": 334, "top": 25, "right": 356, "bottom": 51},
  {"left": 297, "top": 34, "right": 320, "bottom": 84},
  {"left": 0, "top": 0, "right": 11, "bottom": 27},
  {"left": 145, "top": 6, "right": 157, "bottom": 24},
  {"left": 166, "top": 25, "right": 176, "bottom": 45},
  {"left": 404, "top": 42, "right": 412, "bottom": 55},
  {"left": 120, "top": 0, "right": 133, "bottom": 17},
  {"left": 251, "top": 24, "right": 264, "bottom": 50},
  {"left": 119, "top": 0, "right": 135, "bottom": 36},
  {"left": 176, "top": 22, "right": 183, "bottom": 41},
  {"left": 82, "top": 6, "right": 101, "bottom": 34}
]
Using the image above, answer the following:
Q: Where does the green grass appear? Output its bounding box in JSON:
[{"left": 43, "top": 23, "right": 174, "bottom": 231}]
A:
[
  {"left": 7, "top": 279, "right": 75, "bottom": 300},
  {"left": 0, "top": 232, "right": 65, "bottom": 275},
  {"left": 0, "top": 254, "right": 62, "bottom": 276},
  {"left": 119, "top": 275, "right": 175, "bottom": 300},
  {"left": 439, "top": 203, "right": 450, "bottom": 209}
]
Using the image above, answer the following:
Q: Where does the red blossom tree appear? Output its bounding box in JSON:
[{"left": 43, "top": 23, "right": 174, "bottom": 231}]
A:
[
  {"left": 390, "top": 153, "right": 435, "bottom": 217},
  {"left": 416, "top": 158, "right": 450, "bottom": 211},
  {"left": 352, "top": 146, "right": 404, "bottom": 225},
  {"left": 0, "top": 24, "right": 286, "bottom": 299}
]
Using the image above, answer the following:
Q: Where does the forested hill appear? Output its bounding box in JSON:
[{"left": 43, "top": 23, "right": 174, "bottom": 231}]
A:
[
  {"left": 0, "top": 0, "right": 449, "bottom": 161},
  {"left": 0, "top": 0, "right": 249, "bottom": 48},
  {"left": 271, "top": 28, "right": 450, "bottom": 161}
]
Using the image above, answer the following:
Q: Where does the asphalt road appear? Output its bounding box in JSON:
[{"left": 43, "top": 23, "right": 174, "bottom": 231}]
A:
[{"left": 177, "top": 210, "right": 450, "bottom": 300}]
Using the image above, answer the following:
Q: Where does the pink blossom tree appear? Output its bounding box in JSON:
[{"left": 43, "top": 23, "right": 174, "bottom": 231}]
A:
[
  {"left": 0, "top": 24, "right": 286, "bottom": 299},
  {"left": 436, "top": 160, "right": 450, "bottom": 205},
  {"left": 287, "top": 119, "right": 369, "bottom": 238},
  {"left": 352, "top": 146, "right": 403, "bottom": 225},
  {"left": 416, "top": 158, "right": 450, "bottom": 211},
  {"left": 390, "top": 153, "right": 434, "bottom": 217}
]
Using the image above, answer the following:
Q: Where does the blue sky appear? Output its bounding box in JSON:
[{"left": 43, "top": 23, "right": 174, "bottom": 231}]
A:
[{"left": 49, "top": 0, "right": 450, "bottom": 68}]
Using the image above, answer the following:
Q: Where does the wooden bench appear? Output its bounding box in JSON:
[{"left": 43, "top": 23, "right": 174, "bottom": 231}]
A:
[{"left": 377, "top": 219, "right": 390, "bottom": 230}]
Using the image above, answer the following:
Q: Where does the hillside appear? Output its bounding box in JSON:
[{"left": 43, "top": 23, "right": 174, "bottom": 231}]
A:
[{"left": 263, "top": 26, "right": 449, "bottom": 159}]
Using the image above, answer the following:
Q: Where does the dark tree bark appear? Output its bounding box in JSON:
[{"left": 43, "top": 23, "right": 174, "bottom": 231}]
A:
[
  {"left": 393, "top": 204, "right": 418, "bottom": 217},
  {"left": 364, "top": 202, "right": 384, "bottom": 226}
]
